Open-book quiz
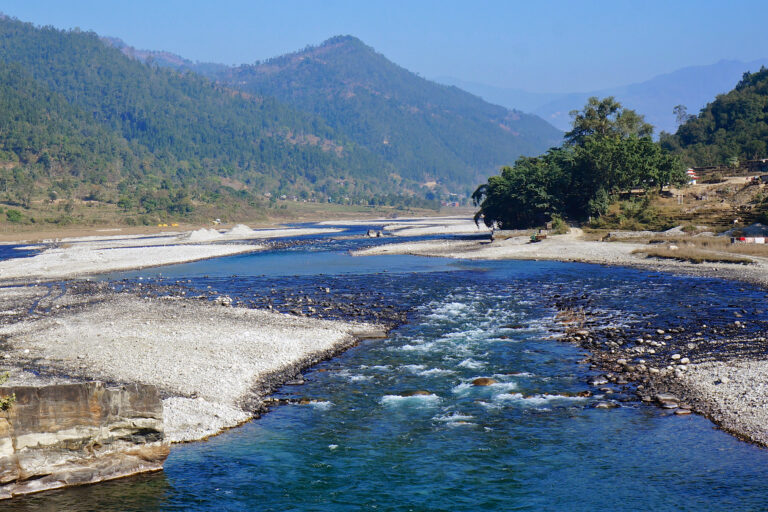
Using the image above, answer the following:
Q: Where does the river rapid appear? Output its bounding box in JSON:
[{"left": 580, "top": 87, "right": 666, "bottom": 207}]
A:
[{"left": 8, "top": 229, "right": 768, "bottom": 511}]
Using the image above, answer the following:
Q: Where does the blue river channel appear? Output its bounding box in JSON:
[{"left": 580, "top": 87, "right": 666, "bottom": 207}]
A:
[{"left": 8, "top": 235, "right": 768, "bottom": 511}]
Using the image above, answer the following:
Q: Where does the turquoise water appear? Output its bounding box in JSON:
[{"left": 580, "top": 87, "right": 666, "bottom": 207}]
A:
[{"left": 10, "top": 244, "right": 768, "bottom": 510}]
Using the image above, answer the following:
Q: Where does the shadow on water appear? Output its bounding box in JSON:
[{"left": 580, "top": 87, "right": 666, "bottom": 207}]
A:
[{"left": 4, "top": 472, "right": 171, "bottom": 512}]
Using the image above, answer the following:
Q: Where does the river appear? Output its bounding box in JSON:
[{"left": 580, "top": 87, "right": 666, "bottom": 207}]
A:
[{"left": 7, "top": 229, "right": 768, "bottom": 510}]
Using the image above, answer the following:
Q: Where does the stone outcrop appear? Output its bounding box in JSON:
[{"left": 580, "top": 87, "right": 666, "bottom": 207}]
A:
[{"left": 0, "top": 381, "right": 168, "bottom": 499}]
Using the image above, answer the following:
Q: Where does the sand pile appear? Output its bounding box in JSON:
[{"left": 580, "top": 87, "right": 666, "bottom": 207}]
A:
[
  {"left": 227, "top": 224, "right": 255, "bottom": 236},
  {"left": 180, "top": 228, "right": 222, "bottom": 242}
]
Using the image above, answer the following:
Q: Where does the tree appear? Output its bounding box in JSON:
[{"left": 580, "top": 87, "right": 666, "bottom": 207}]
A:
[
  {"left": 473, "top": 97, "right": 684, "bottom": 229},
  {"left": 673, "top": 104, "right": 693, "bottom": 127},
  {"left": 565, "top": 96, "right": 653, "bottom": 146}
]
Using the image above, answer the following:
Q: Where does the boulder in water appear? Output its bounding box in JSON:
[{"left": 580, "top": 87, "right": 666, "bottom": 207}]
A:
[
  {"left": 471, "top": 377, "right": 498, "bottom": 386},
  {"left": 401, "top": 390, "right": 432, "bottom": 396}
]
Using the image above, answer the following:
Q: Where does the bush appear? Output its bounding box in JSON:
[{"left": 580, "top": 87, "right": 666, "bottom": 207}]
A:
[
  {"left": 550, "top": 215, "right": 569, "bottom": 234},
  {"left": 0, "top": 371, "right": 15, "bottom": 410},
  {"left": 5, "top": 209, "right": 22, "bottom": 223}
]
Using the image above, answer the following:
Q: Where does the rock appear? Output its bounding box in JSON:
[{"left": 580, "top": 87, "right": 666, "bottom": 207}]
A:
[
  {"left": 671, "top": 354, "right": 682, "bottom": 360},
  {"left": 401, "top": 390, "right": 432, "bottom": 396},
  {"left": 576, "top": 390, "right": 592, "bottom": 397},
  {"left": 0, "top": 382, "right": 168, "bottom": 500},
  {"left": 656, "top": 329, "right": 665, "bottom": 335},
  {"left": 654, "top": 393, "right": 679, "bottom": 409},
  {"left": 674, "top": 409, "right": 692, "bottom": 415},
  {"left": 471, "top": 378, "right": 498, "bottom": 386},
  {"left": 593, "top": 401, "right": 619, "bottom": 409},
  {"left": 715, "top": 376, "right": 729, "bottom": 385},
  {"left": 680, "top": 357, "right": 690, "bottom": 365},
  {"left": 215, "top": 295, "right": 232, "bottom": 306}
]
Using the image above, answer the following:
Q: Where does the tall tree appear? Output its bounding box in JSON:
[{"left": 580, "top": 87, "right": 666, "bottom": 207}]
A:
[{"left": 565, "top": 96, "right": 653, "bottom": 146}]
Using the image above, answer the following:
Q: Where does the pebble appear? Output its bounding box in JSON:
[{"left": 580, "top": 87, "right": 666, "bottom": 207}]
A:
[
  {"left": 674, "top": 409, "right": 692, "bottom": 415},
  {"left": 680, "top": 357, "right": 690, "bottom": 365},
  {"left": 594, "top": 401, "right": 619, "bottom": 409},
  {"left": 671, "top": 354, "right": 681, "bottom": 360},
  {"left": 656, "top": 329, "right": 665, "bottom": 335}
]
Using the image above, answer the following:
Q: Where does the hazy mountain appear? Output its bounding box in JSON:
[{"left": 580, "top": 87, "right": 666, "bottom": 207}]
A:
[
  {"left": 439, "top": 59, "right": 768, "bottom": 135},
  {"left": 432, "top": 76, "right": 562, "bottom": 114}
]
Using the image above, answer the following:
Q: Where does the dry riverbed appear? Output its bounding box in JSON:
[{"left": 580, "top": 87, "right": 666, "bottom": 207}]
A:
[
  {"left": 0, "top": 283, "right": 384, "bottom": 442},
  {"left": 0, "top": 223, "right": 382, "bottom": 443}
]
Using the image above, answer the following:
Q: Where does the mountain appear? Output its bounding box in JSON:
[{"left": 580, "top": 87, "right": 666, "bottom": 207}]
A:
[
  {"left": 197, "top": 36, "right": 563, "bottom": 191},
  {"left": 660, "top": 66, "right": 768, "bottom": 167},
  {"left": 0, "top": 17, "right": 406, "bottom": 216},
  {"left": 439, "top": 59, "right": 768, "bottom": 135}
]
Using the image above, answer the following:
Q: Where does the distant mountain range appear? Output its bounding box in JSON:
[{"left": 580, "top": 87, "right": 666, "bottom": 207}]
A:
[{"left": 437, "top": 58, "right": 768, "bottom": 134}]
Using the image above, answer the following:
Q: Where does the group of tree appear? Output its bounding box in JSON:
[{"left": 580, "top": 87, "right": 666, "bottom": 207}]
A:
[
  {"left": 473, "top": 97, "right": 686, "bottom": 229},
  {"left": 661, "top": 67, "right": 768, "bottom": 166},
  {"left": 0, "top": 17, "right": 478, "bottom": 220}
]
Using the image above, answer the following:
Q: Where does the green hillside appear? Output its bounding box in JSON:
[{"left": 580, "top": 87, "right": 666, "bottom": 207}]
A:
[
  {"left": 0, "top": 17, "right": 395, "bottom": 221},
  {"left": 661, "top": 67, "right": 768, "bottom": 166},
  {"left": 205, "top": 36, "right": 562, "bottom": 192},
  {"left": 0, "top": 17, "right": 562, "bottom": 226}
]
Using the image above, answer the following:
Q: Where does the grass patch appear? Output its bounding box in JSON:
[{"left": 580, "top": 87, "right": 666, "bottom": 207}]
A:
[{"left": 632, "top": 246, "right": 753, "bottom": 264}]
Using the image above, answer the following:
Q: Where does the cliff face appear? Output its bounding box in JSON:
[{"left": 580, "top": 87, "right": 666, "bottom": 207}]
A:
[{"left": 0, "top": 382, "right": 168, "bottom": 499}]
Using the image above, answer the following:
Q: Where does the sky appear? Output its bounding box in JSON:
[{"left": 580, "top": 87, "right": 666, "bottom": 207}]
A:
[{"left": 2, "top": 0, "right": 768, "bottom": 93}]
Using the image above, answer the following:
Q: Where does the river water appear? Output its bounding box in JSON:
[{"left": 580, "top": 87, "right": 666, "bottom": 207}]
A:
[{"left": 8, "top": 231, "right": 768, "bottom": 510}]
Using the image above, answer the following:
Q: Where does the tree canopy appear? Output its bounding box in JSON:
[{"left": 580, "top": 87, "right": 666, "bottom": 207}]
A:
[
  {"left": 473, "top": 98, "right": 685, "bottom": 229},
  {"left": 660, "top": 67, "right": 768, "bottom": 166}
]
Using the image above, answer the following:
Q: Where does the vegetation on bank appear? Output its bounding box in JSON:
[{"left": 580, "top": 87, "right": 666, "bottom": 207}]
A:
[
  {"left": 632, "top": 246, "right": 753, "bottom": 265},
  {"left": 661, "top": 67, "right": 768, "bottom": 167},
  {"left": 472, "top": 97, "right": 686, "bottom": 229}
]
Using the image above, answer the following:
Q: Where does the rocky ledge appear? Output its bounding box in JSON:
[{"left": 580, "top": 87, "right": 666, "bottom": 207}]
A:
[{"left": 0, "top": 381, "right": 168, "bottom": 500}]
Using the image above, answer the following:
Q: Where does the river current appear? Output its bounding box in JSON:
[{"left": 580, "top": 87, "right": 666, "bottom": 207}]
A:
[{"left": 8, "top": 228, "right": 768, "bottom": 511}]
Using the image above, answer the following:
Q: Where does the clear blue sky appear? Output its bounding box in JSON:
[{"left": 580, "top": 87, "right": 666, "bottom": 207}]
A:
[{"left": 3, "top": 0, "right": 767, "bottom": 93}]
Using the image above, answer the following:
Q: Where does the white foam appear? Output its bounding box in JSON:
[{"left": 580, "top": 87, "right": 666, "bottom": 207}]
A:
[
  {"left": 495, "top": 393, "right": 589, "bottom": 405},
  {"left": 458, "top": 358, "right": 485, "bottom": 369},
  {"left": 380, "top": 394, "right": 441, "bottom": 406},
  {"left": 452, "top": 380, "right": 517, "bottom": 395},
  {"left": 399, "top": 341, "right": 436, "bottom": 352},
  {"left": 417, "top": 368, "right": 455, "bottom": 376},
  {"left": 400, "top": 364, "right": 427, "bottom": 372},
  {"left": 433, "top": 412, "right": 474, "bottom": 422},
  {"left": 309, "top": 400, "right": 334, "bottom": 410}
]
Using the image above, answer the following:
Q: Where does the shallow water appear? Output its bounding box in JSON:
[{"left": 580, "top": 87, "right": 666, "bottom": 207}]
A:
[{"left": 10, "top": 239, "right": 768, "bottom": 510}]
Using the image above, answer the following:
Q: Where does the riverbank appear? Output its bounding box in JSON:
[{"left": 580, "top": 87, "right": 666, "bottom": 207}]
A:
[
  {"left": 0, "top": 283, "right": 384, "bottom": 443},
  {"left": 354, "top": 228, "right": 768, "bottom": 447},
  {"left": 0, "top": 222, "right": 387, "bottom": 444}
]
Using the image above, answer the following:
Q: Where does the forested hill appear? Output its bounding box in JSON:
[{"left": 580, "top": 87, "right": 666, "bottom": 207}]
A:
[
  {"left": 0, "top": 16, "right": 392, "bottom": 214},
  {"left": 195, "top": 36, "right": 563, "bottom": 191},
  {"left": 661, "top": 67, "right": 768, "bottom": 166}
]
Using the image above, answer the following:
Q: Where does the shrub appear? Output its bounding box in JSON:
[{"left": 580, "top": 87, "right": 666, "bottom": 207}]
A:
[
  {"left": 550, "top": 215, "right": 569, "bottom": 234},
  {"left": 5, "top": 209, "right": 22, "bottom": 223}
]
